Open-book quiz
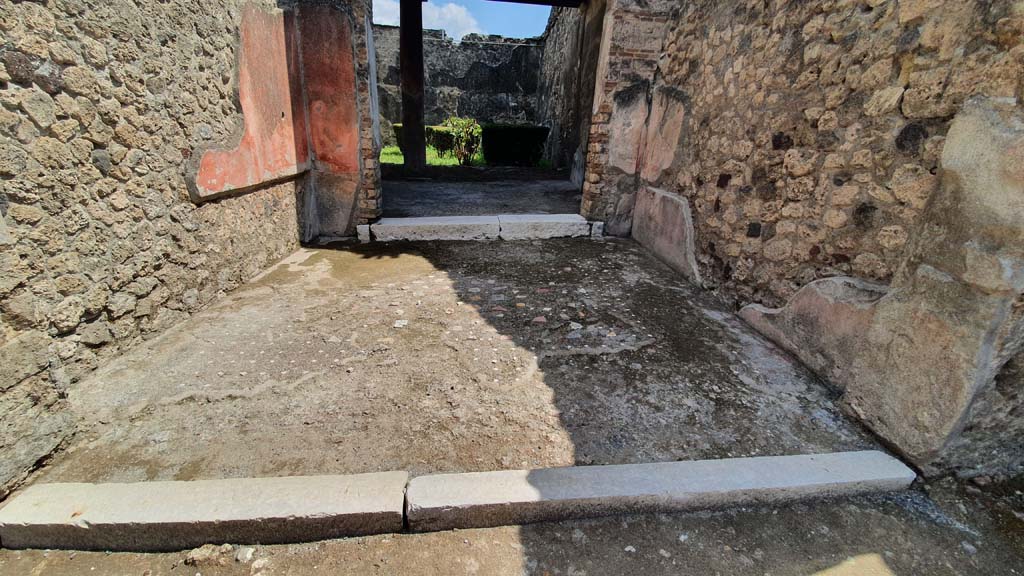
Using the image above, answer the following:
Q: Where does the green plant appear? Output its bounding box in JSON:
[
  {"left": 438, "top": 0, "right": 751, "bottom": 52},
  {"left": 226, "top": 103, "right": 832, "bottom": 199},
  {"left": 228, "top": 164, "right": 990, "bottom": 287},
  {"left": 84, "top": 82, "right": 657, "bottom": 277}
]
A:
[
  {"left": 393, "top": 123, "right": 458, "bottom": 158},
  {"left": 425, "top": 126, "right": 455, "bottom": 158},
  {"left": 378, "top": 145, "right": 484, "bottom": 167},
  {"left": 442, "top": 117, "right": 483, "bottom": 166},
  {"left": 380, "top": 145, "right": 403, "bottom": 164}
]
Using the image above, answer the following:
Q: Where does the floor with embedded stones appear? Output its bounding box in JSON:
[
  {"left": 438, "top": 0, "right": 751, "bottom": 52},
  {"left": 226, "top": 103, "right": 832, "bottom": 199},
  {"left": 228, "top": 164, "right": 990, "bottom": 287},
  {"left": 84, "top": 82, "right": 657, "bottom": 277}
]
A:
[
  {"left": 30, "top": 237, "right": 873, "bottom": 485},
  {"left": 7, "top": 237, "right": 1024, "bottom": 574}
]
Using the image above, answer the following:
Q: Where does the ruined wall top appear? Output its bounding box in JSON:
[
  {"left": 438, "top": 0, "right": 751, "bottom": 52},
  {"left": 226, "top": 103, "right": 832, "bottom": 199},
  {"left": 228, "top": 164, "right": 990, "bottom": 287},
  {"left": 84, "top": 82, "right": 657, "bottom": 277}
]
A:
[{"left": 372, "top": 24, "right": 546, "bottom": 133}]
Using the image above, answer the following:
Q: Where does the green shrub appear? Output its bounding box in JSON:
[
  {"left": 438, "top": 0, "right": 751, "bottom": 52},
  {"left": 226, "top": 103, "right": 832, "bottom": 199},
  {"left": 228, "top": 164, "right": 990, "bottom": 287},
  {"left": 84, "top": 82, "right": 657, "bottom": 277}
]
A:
[
  {"left": 442, "top": 117, "right": 482, "bottom": 166},
  {"left": 481, "top": 124, "right": 549, "bottom": 166},
  {"left": 393, "top": 123, "right": 458, "bottom": 158},
  {"left": 425, "top": 126, "right": 455, "bottom": 158}
]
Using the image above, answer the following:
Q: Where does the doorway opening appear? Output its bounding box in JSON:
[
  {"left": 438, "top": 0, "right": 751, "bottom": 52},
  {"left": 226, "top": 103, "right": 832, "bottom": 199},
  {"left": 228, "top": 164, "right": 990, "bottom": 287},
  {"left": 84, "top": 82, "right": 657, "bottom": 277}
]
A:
[{"left": 371, "top": 0, "right": 606, "bottom": 220}]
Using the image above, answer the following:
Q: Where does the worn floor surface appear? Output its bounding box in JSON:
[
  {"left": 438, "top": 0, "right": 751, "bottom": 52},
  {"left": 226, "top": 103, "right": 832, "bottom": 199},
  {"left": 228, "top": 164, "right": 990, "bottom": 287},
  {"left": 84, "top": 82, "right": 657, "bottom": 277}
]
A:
[
  {"left": 34, "top": 238, "right": 872, "bottom": 484},
  {"left": 5, "top": 238, "right": 1024, "bottom": 574},
  {"left": 381, "top": 179, "right": 582, "bottom": 217}
]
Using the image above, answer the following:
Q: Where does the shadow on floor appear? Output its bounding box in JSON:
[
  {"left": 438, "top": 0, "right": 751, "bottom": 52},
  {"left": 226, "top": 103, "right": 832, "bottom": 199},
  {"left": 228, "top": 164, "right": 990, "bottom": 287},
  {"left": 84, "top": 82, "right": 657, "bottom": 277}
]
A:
[
  {"left": 381, "top": 179, "right": 583, "bottom": 217},
  {"left": 380, "top": 164, "right": 570, "bottom": 182}
]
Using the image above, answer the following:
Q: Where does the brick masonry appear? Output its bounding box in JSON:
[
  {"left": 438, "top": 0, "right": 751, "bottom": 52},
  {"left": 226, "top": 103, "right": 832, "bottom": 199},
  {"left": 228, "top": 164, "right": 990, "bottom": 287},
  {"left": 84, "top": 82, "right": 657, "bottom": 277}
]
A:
[{"left": 579, "top": 0, "right": 674, "bottom": 235}]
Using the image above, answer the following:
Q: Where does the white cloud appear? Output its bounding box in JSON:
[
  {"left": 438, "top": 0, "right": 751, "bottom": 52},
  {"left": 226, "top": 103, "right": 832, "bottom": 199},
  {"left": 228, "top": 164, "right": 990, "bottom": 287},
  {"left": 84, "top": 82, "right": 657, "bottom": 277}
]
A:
[
  {"left": 373, "top": 0, "right": 400, "bottom": 26},
  {"left": 424, "top": 3, "right": 482, "bottom": 40},
  {"left": 373, "top": 0, "right": 483, "bottom": 41}
]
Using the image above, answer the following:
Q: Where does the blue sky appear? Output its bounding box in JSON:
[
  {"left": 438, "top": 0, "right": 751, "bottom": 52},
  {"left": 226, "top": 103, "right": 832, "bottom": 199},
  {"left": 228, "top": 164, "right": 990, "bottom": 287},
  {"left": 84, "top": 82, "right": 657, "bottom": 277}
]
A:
[{"left": 374, "top": 0, "right": 551, "bottom": 40}]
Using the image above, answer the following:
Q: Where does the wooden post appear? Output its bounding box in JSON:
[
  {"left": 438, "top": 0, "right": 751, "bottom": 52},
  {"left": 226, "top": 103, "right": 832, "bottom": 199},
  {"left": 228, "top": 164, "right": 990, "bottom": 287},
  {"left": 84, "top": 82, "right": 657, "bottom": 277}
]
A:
[{"left": 399, "top": 0, "right": 426, "bottom": 170}]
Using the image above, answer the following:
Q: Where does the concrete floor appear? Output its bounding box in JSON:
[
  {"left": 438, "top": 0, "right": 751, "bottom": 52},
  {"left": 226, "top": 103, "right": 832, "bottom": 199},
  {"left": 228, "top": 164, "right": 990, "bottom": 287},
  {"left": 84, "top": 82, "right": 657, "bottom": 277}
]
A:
[
  {"left": 381, "top": 179, "right": 582, "bottom": 217},
  {"left": 33, "top": 238, "right": 873, "bottom": 485},
  {"left": 5, "top": 238, "right": 1024, "bottom": 573}
]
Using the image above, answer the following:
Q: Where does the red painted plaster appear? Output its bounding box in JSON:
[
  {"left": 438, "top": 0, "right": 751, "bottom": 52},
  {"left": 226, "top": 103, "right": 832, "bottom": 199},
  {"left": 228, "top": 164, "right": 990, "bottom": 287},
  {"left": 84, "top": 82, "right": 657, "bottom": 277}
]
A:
[
  {"left": 194, "top": 6, "right": 309, "bottom": 199},
  {"left": 299, "top": 5, "right": 360, "bottom": 175}
]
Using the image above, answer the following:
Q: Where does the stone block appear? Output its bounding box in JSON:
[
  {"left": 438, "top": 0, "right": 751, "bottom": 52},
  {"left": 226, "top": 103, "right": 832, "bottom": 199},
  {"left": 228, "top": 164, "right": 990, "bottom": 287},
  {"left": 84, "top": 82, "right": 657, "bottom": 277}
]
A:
[
  {"left": 0, "top": 376, "right": 72, "bottom": 498},
  {"left": 631, "top": 186, "right": 701, "bottom": 284},
  {"left": 0, "top": 330, "right": 52, "bottom": 392},
  {"left": 742, "top": 98, "right": 1024, "bottom": 476},
  {"left": 405, "top": 451, "right": 915, "bottom": 531},
  {"left": 605, "top": 86, "right": 649, "bottom": 174},
  {"left": 497, "top": 214, "right": 589, "bottom": 240},
  {"left": 357, "top": 224, "right": 371, "bottom": 243},
  {"left": 640, "top": 87, "right": 687, "bottom": 183},
  {"left": 371, "top": 216, "right": 499, "bottom": 241},
  {"left": 0, "top": 472, "right": 409, "bottom": 551},
  {"left": 0, "top": 210, "right": 11, "bottom": 245},
  {"left": 315, "top": 172, "right": 361, "bottom": 238},
  {"left": 739, "top": 277, "right": 888, "bottom": 389}
]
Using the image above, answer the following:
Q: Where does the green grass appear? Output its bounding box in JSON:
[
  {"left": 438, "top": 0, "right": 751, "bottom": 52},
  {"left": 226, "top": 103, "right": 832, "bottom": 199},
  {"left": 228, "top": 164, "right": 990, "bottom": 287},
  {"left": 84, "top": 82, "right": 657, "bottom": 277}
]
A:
[{"left": 380, "top": 145, "right": 484, "bottom": 167}]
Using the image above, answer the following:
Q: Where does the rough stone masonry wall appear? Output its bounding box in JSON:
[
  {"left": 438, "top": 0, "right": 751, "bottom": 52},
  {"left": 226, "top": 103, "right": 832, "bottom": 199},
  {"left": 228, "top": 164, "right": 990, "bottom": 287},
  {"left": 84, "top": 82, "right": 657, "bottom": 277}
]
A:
[
  {"left": 574, "top": 0, "right": 1023, "bottom": 475},
  {"left": 649, "top": 0, "right": 1023, "bottom": 307},
  {"left": 536, "top": 1, "right": 606, "bottom": 174},
  {"left": 740, "top": 98, "right": 1024, "bottom": 477},
  {"left": 0, "top": 0, "right": 379, "bottom": 496},
  {"left": 373, "top": 24, "right": 543, "bottom": 144},
  {"left": 608, "top": 0, "right": 1023, "bottom": 476}
]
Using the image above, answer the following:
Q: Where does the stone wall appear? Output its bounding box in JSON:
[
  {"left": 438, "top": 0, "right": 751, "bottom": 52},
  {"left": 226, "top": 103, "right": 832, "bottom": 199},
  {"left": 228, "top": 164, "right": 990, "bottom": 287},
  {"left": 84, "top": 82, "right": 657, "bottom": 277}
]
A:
[
  {"left": 741, "top": 98, "right": 1024, "bottom": 477},
  {"left": 632, "top": 0, "right": 1022, "bottom": 307},
  {"left": 0, "top": 0, "right": 377, "bottom": 496},
  {"left": 373, "top": 24, "right": 543, "bottom": 143},
  {"left": 536, "top": 1, "right": 606, "bottom": 174},
  {"left": 576, "top": 0, "right": 1023, "bottom": 476}
]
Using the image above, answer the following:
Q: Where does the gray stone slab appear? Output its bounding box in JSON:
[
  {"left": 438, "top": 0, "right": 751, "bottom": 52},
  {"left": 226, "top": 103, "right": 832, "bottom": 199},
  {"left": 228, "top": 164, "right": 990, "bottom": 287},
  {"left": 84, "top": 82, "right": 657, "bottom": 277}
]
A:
[
  {"left": 632, "top": 186, "right": 702, "bottom": 284},
  {"left": 497, "top": 214, "right": 590, "bottom": 240},
  {"left": 356, "top": 224, "right": 371, "bottom": 243},
  {"left": 371, "top": 216, "right": 499, "bottom": 241},
  {"left": 0, "top": 472, "right": 408, "bottom": 551},
  {"left": 405, "top": 451, "right": 915, "bottom": 531}
]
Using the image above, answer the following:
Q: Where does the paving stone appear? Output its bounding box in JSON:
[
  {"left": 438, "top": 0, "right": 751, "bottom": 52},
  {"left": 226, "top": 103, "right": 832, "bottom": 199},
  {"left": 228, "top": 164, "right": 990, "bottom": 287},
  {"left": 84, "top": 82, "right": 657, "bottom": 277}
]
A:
[
  {"left": 497, "top": 214, "right": 590, "bottom": 240},
  {"left": 0, "top": 472, "right": 408, "bottom": 551},
  {"left": 371, "top": 216, "right": 499, "bottom": 241},
  {"left": 405, "top": 451, "right": 915, "bottom": 531}
]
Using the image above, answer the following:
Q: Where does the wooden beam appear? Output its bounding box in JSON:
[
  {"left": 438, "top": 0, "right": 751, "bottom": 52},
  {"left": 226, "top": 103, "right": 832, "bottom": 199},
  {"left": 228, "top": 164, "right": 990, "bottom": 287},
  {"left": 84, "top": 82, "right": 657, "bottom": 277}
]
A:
[
  {"left": 400, "top": 0, "right": 426, "bottom": 170},
  {"left": 484, "top": 0, "right": 584, "bottom": 7}
]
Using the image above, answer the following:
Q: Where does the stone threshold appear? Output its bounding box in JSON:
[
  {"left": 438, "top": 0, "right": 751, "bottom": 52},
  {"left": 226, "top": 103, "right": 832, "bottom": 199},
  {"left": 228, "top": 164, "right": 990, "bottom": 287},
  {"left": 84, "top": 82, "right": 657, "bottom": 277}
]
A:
[
  {"left": 364, "top": 214, "right": 603, "bottom": 242},
  {"left": 404, "top": 451, "right": 916, "bottom": 532},
  {"left": 0, "top": 451, "right": 914, "bottom": 552}
]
